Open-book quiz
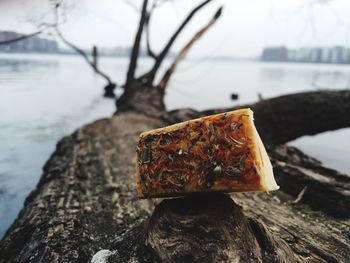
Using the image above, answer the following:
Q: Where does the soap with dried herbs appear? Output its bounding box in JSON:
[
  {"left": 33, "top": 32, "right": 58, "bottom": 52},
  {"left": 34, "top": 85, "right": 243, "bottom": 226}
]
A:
[{"left": 136, "top": 108, "right": 279, "bottom": 199}]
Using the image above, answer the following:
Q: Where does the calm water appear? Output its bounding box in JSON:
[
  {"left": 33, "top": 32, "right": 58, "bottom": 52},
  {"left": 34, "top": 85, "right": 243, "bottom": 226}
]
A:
[{"left": 1, "top": 54, "right": 350, "bottom": 236}]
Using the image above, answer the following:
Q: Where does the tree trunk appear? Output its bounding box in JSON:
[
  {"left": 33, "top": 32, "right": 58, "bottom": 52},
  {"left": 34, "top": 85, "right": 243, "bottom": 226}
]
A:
[
  {"left": 1, "top": 110, "right": 349, "bottom": 262},
  {"left": 116, "top": 78, "right": 166, "bottom": 116},
  {"left": 166, "top": 90, "right": 350, "bottom": 145}
]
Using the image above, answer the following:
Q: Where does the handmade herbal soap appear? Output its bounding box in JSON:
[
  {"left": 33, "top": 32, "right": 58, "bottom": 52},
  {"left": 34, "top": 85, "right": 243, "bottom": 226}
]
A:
[{"left": 136, "top": 108, "right": 279, "bottom": 199}]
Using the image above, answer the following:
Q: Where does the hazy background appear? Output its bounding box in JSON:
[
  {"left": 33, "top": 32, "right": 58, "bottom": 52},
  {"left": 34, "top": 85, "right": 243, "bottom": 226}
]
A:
[{"left": 1, "top": 0, "right": 350, "bottom": 57}]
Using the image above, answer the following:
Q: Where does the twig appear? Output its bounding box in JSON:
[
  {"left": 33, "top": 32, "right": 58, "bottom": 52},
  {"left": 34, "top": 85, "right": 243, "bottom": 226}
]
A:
[
  {"left": 0, "top": 31, "right": 43, "bottom": 46},
  {"left": 52, "top": 1, "right": 114, "bottom": 86},
  {"left": 292, "top": 186, "right": 308, "bottom": 204},
  {"left": 54, "top": 27, "right": 113, "bottom": 85}
]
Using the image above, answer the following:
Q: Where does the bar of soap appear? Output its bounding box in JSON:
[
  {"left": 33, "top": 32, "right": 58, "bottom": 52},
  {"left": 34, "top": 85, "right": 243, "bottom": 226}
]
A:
[{"left": 136, "top": 108, "right": 279, "bottom": 199}]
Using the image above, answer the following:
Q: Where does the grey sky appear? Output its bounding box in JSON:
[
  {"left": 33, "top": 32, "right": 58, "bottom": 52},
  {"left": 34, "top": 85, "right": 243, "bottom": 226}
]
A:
[{"left": 1, "top": 0, "right": 350, "bottom": 57}]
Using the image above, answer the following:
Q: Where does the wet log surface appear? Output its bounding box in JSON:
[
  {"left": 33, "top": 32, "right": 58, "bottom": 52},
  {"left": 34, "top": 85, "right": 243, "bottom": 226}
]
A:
[{"left": 1, "top": 111, "right": 350, "bottom": 262}]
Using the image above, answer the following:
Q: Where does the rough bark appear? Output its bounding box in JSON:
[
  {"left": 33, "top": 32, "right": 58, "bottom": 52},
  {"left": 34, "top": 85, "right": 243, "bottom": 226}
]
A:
[
  {"left": 144, "top": 194, "right": 295, "bottom": 263},
  {"left": 166, "top": 90, "right": 350, "bottom": 145},
  {"left": 1, "top": 112, "right": 349, "bottom": 262},
  {"left": 0, "top": 113, "right": 161, "bottom": 263},
  {"left": 269, "top": 144, "right": 350, "bottom": 218},
  {"left": 116, "top": 79, "right": 166, "bottom": 116}
]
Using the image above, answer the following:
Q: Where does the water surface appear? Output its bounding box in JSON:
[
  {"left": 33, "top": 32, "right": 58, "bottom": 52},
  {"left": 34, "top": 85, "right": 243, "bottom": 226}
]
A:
[{"left": 0, "top": 54, "right": 349, "bottom": 236}]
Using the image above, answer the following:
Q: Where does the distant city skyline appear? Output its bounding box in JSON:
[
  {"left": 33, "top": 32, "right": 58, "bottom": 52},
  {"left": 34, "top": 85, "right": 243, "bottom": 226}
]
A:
[
  {"left": 261, "top": 45, "right": 350, "bottom": 64},
  {"left": 0, "top": 29, "right": 176, "bottom": 58},
  {"left": 4, "top": 28, "right": 350, "bottom": 66},
  {"left": 0, "top": 30, "right": 58, "bottom": 53},
  {"left": 1, "top": 0, "right": 350, "bottom": 58}
]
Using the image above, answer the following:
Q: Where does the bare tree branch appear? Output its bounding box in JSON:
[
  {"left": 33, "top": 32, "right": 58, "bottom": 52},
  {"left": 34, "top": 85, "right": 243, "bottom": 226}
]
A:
[
  {"left": 54, "top": 28, "right": 113, "bottom": 85},
  {"left": 0, "top": 31, "right": 43, "bottom": 46},
  {"left": 0, "top": 1, "right": 67, "bottom": 46},
  {"left": 50, "top": 1, "right": 115, "bottom": 90},
  {"left": 147, "top": 0, "right": 213, "bottom": 81},
  {"left": 144, "top": 0, "right": 167, "bottom": 59},
  {"left": 124, "top": 0, "right": 168, "bottom": 60},
  {"left": 125, "top": 0, "right": 149, "bottom": 88},
  {"left": 158, "top": 6, "right": 222, "bottom": 90},
  {"left": 145, "top": 13, "right": 157, "bottom": 59}
]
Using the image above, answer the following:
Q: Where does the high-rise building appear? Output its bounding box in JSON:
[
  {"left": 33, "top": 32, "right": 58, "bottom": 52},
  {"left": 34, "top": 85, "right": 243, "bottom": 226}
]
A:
[
  {"left": 261, "top": 46, "right": 287, "bottom": 62},
  {"left": 261, "top": 45, "right": 350, "bottom": 64},
  {"left": 0, "top": 30, "right": 58, "bottom": 53},
  {"left": 310, "top": 48, "right": 322, "bottom": 63}
]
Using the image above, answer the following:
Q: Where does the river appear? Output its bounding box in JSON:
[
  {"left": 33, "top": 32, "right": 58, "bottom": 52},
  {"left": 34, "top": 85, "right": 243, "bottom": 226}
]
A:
[{"left": 0, "top": 53, "right": 349, "bottom": 237}]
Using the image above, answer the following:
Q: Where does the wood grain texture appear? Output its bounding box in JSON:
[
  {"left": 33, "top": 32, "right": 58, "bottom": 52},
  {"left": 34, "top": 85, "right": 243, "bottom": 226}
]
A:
[
  {"left": 1, "top": 112, "right": 349, "bottom": 262},
  {"left": 145, "top": 194, "right": 294, "bottom": 263}
]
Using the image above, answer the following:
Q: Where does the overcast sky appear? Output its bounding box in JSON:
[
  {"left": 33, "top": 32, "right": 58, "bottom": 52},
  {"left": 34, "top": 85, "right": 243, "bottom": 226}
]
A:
[{"left": 1, "top": 0, "right": 350, "bottom": 57}]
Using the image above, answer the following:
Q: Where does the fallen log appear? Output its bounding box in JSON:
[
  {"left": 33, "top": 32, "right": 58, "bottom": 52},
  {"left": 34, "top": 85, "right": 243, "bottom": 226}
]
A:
[
  {"left": 1, "top": 112, "right": 349, "bottom": 262},
  {"left": 166, "top": 90, "right": 350, "bottom": 145},
  {"left": 100, "top": 194, "right": 296, "bottom": 263},
  {"left": 269, "top": 144, "right": 350, "bottom": 218}
]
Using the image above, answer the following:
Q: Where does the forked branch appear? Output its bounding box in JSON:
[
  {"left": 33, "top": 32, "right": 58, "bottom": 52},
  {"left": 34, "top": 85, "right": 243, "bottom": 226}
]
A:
[
  {"left": 125, "top": 0, "right": 149, "bottom": 88},
  {"left": 158, "top": 7, "right": 222, "bottom": 90},
  {"left": 147, "top": 0, "right": 213, "bottom": 81},
  {"left": 54, "top": 27, "right": 113, "bottom": 85},
  {"left": 145, "top": 0, "right": 165, "bottom": 60},
  {"left": 51, "top": 1, "right": 116, "bottom": 94}
]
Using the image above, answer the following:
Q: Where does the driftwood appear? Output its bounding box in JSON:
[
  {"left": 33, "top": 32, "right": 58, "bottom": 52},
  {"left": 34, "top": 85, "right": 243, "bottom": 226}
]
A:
[
  {"left": 1, "top": 107, "right": 349, "bottom": 262},
  {"left": 167, "top": 90, "right": 350, "bottom": 145}
]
